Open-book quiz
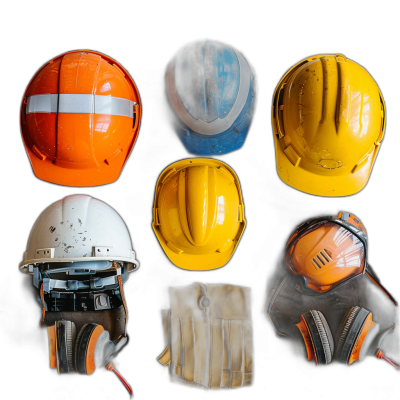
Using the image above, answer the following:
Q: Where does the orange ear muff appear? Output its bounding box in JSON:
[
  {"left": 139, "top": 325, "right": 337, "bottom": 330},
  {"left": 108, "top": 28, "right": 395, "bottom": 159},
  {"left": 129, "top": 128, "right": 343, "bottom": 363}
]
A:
[
  {"left": 296, "top": 310, "right": 334, "bottom": 365},
  {"left": 348, "top": 313, "right": 377, "bottom": 364},
  {"left": 335, "top": 306, "right": 378, "bottom": 365},
  {"left": 296, "top": 316, "right": 316, "bottom": 362},
  {"left": 75, "top": 324, "right": 105, "bottom": 375}
]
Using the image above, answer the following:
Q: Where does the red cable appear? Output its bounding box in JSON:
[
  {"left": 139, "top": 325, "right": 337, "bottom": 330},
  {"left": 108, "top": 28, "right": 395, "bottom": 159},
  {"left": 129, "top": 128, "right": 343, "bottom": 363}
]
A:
[
  {"left": 106, "top": 362, "right": 133, "bottom": 396},
  {"left": 112, "top": 369, "right": 133, "bottom": 399},
  {"left": 376, "top": 350, "right": 400, "bottom": 370},
  {"left": 382, "top": 356, "right": 400, "bottom": 371}
]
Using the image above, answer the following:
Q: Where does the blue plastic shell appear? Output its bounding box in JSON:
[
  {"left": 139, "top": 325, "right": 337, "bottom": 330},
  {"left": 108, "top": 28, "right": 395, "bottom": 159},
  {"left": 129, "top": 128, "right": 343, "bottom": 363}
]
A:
[{"left": 167, "top": 40, "right": 255, "bottom": 155}]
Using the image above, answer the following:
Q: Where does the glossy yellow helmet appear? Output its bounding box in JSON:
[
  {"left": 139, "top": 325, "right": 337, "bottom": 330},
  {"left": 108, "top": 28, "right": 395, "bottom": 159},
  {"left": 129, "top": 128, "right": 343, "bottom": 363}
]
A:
[
  {"left": 152, "top": 158, "right": 246, "bottom": 270},
  {"left": 272, "top": 54, "right": 385, "bottom": 197}
]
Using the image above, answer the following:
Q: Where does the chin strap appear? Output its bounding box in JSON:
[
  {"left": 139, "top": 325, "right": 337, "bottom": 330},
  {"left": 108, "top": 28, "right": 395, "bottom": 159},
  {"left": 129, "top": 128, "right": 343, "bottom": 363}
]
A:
[
  {"left": 113, "top": 262, "right": 128, "bottom": 335},
  {"left": 106, "top": 362, "right": 133, "bottom": 396},
  {"left": 109, "top": 263, "right": 132, "bottom": 395},
  {"left": 375, "top": 349, "right": 400, "bottom": 370},
  {"left": 40, "top": 283, "right": 46, "bottom": 326}
]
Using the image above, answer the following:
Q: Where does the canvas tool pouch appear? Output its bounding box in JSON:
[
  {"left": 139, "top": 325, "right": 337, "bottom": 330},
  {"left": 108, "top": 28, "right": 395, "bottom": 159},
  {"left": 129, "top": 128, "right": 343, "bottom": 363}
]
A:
[{"left": 157, "top": 283, "right": 253, "bottom": 389}]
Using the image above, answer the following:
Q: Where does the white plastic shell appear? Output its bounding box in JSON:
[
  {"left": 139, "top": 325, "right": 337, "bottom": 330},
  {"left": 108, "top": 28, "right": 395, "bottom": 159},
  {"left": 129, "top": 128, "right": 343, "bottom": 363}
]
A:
[{"left": 20, "top": 195, "right": 139, "bottom": 273}]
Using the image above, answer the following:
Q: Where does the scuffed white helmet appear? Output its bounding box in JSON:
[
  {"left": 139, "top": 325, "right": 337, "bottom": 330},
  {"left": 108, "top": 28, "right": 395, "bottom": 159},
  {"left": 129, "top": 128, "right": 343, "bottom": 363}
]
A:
[{"left": 20, "top": 195, "right": 139, "bottom": 274}]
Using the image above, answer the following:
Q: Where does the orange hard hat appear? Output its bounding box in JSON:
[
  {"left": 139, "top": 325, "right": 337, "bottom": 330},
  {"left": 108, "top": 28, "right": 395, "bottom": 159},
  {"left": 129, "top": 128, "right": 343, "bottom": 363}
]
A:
[
  {"left": 20, "top": 50, "right": 142, "bottom": 187},
  {"left": 284, "top": 212, "right": 397, "bottom": 305}
]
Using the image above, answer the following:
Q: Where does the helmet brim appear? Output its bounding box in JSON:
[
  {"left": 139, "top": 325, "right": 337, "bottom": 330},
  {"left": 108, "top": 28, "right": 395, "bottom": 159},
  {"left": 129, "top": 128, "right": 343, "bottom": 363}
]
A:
[
  {"left": 23, "top": 143, "right": 132, "bottom": 187},
  {"left": 273, "top": 133, "right": 378, "bottom": 197},
  {"left": 19, "top": 256, "right": 139, "bottom": 274},
  {"left": 152, "top": 220, "right": 246, "bottom": 271}
]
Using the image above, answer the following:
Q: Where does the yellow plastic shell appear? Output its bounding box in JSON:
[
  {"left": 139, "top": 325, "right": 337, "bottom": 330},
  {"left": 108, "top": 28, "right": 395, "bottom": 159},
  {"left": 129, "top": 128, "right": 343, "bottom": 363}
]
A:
[
  {"left": 272, "top": 54, "right": 385, "bottom": 196},
  {"left": 152, "top": 158, "right": 246, "bottom": 270}
]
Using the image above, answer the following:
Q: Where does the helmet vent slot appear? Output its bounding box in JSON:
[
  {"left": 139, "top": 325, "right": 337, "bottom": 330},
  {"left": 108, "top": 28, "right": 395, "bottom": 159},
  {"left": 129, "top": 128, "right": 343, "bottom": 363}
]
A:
[
  {"left": 312, "top": 258, "right": 322, "bottom": 269},
  {"left": 311, "top": 250, "right": 333, "bottom": 269},
  {"left": 312, "top": 250, "right": 332, "bottom": 270},
  {"left": 316, "top": 255, "right": 325, "bottom": 266},
  {"left": 320, "top": 252, "right": 329, "bottom": 263},
  {"left": 322, "top": 249, "right": 332, "bottom": 261}
]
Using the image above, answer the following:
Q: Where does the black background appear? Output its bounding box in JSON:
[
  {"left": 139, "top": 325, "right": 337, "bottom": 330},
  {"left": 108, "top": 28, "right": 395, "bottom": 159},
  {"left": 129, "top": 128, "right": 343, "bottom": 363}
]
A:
[{"left": 5, "top": 8, "right": 400, "bottom": 399}]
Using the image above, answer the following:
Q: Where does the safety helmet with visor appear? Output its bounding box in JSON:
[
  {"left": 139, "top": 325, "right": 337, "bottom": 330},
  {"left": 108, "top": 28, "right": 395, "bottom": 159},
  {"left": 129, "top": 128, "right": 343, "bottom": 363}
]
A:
[{"left": 285, "top": 211, "right": 396, "bottom": 305}]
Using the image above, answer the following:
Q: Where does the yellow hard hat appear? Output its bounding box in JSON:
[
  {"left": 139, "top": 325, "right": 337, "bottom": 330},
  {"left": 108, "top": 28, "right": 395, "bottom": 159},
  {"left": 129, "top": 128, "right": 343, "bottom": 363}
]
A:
[
  {"left": 272, "top": 54, "right": 385, "bottom": 197},
  {"left": 152, "top": 158, "right": 246, "bottom": 270}
]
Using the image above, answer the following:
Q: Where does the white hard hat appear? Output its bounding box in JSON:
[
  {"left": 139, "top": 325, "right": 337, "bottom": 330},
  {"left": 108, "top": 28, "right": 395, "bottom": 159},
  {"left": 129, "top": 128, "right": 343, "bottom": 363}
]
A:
[{"left": 20, "top": 195, "right": 139, "bottom": 274}]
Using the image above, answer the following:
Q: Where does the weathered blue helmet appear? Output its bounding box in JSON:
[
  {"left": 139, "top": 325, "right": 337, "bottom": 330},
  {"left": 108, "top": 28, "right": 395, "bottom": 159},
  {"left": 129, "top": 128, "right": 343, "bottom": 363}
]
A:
[{"left": 165, "top": 40, "right": 255, "bottom": 155}]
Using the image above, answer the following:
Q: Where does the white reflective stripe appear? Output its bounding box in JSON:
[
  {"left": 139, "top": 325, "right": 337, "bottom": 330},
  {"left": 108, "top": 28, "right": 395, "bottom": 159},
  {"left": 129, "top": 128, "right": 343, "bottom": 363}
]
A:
[
  {"left": 26, "top": 94, "right": 58, "bottom": 113},
  {"left": 59, "top": 94, "right": 94, "bottom": 113},
  {"left": 26, "top": 94, "right": 136, "bottom": 118},
  {"left": 95, "top": 95, "right": 135, "bottom": 117}
]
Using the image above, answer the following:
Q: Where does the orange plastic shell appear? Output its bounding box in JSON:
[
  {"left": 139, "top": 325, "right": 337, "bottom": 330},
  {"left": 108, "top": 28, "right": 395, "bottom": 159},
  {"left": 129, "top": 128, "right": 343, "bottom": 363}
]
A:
[
  {"left": 86, "top": 325, "right": 105, "bottom": 375},
  {"left": 296, "top": 317, "right": 316, "bottom": 363},
  {"left": 348, "top": 313, "right": 376, "bottom": 365},
  {"left": 21, "top": 50, "right": 142, "bottom": 187},
  {"left": 338, "top": 212, "right": 367, "bottom": 234},
  {"left": 47, "top": 325, "right": 57, "bottom": 369},
  {"left": 288, "top": 222, "right": 364, "bottom": 293}
]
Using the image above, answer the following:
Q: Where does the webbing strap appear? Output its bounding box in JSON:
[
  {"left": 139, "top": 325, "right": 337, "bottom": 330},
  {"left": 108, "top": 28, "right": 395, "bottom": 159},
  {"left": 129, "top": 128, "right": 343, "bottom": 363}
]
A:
[
  {"left": 229, "top": 320, "right": 244, "bottom": 388},
  {"left": 209, "top": 319, "right": 224, "bottom": 388},
  {"left": 243, "top": 322, "right": 253, "bottom": 386},
  {"left": 161, "top": 310, "right": 170, "bottom": 349},
  {"left": 40, "top": 283, "right": 46, "bottom": 326},
  {"left": 113, "top": 262, "right": 128, "bottom": 335},
  {"left": 181, "top": 318, "right": 195, "bottom": 382}
]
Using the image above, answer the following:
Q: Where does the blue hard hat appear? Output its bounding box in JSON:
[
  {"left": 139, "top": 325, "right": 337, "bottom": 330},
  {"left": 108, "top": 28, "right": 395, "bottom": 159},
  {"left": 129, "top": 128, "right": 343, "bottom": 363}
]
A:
[{"left": 165, "top": 40, "right": 255, "bottom": 155}]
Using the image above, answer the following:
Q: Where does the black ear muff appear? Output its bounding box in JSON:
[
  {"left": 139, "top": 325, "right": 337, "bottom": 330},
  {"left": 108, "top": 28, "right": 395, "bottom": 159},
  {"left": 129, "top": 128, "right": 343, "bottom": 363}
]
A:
[
  {"left": 75, "top": 323, "right": 101, "bottom": 375},
  {"left": 55, "top": 320, "right": 76, "bottom": 373},
  {"left": 75, "top": 323, "right": 112, "bottom": 375},
  {"left": 296, "top": 310, "right": 334, "bottom": 365},
  {"left": 335, "top": 306, "right": 371, "bottom": 364},
  {"left": 51, "top": 322, "right": 132, "bottom": 393}
]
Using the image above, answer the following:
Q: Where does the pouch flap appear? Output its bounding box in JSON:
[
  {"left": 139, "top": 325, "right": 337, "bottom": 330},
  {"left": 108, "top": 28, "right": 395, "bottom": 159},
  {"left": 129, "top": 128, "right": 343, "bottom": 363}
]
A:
[
  {"left": 206, "top": 284, "right": 251, "bottom": 320},
  {"left": 161, "top": 310, "right": 171, "bottom": 347},
  {"left": 169, "top": 285, "right": 203, "bottom": 318}
]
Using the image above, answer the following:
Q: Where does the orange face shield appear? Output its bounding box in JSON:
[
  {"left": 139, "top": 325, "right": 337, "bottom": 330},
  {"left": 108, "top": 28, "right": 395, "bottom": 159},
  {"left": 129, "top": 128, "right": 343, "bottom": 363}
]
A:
[{"left": 285, "top": 212, "right": 397, "bottom": 305}]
